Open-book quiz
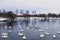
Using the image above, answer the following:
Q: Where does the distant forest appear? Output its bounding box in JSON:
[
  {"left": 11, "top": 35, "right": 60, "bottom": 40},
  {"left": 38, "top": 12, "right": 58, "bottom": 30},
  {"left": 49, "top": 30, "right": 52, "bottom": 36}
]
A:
[{"left": 0, "top": 9, "right": 60, "bottom": 18}]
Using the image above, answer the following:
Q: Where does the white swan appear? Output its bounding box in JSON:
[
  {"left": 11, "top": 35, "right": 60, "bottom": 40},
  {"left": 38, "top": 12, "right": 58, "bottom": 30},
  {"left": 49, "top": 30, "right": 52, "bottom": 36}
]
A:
[
  {"left": 40, "top": 34, "right": 45, "bottom": 38},
  {"left": 23, "top": 35, "right": 26, "bottom": 40},
  {"left": 53, "top": 34, "right": 56, "bottom": 38},
  {"left": 1, "top": 32, "right": 8, "bottom": 38}
]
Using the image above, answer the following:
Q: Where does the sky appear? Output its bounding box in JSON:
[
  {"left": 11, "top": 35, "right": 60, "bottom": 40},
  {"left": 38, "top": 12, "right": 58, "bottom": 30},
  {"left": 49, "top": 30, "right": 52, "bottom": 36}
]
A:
[{"left": 0, "top": 0, "right": 60, "bottom": 13}]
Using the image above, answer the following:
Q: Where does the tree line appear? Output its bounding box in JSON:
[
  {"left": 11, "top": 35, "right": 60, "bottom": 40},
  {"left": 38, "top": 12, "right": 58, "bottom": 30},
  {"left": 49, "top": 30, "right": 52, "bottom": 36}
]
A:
[{"left": 0, "top": 9, "right": 60, "bottom": 18}]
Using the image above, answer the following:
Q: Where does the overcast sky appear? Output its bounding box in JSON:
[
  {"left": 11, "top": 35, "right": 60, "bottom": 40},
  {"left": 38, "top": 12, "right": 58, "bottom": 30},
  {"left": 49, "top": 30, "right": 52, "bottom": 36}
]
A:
[{"left": 0, "top": 0, "right": 60, "bottom": 13}]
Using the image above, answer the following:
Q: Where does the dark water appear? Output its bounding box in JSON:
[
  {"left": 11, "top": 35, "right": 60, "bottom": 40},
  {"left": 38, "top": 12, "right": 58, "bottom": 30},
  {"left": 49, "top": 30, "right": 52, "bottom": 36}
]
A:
[{"left": 0, "top": 17, "right": 60, "bottom": 40}]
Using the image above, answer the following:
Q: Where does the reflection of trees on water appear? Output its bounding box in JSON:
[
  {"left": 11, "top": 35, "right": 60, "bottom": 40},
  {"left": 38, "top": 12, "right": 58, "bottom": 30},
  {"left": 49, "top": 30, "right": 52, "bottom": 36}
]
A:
[
  {"left": 6, "top": 21, "right": 17, "bottom": 27},
  {"left": 24, "top": 19, "right": 30, "bottom": 27},
  {"left": 20, "top": 20, "right": 25, "bottom": 27},
  {"left": 32, "top": 19, "right": 37, "bottom": 26},
  {"left": 20, "top": 18, "right": 30, "bottom": 27}
]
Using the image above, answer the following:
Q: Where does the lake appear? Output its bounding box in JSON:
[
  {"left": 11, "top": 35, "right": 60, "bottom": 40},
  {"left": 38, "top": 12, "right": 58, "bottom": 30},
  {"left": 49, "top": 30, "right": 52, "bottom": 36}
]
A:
[{"left": 0, "top": 17, "right": 60, "bottom": 40}]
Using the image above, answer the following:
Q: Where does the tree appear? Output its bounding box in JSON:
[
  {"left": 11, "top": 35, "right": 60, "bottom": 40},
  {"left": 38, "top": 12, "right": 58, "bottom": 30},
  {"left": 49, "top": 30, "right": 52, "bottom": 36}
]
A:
[
  {"left": 3, "top": 9, "right": 6, "bottom": 13},
  {"left": 47, "top": 13, "right": 57, "bottom": 17},
  {"left": 32, "top": 11, "right": 36, "bottom": 14},
  {"left": 0, "top": 10, "right": 1, "bottom": 13},
  {"left": 25, "top": 10, "right": 29, "bottom": 14},
  {"left": 20, "top": 10, "right": 24, "bottom": 14},
  {"left": 15, "top": 9, "right": 19, "bottom": 14}
]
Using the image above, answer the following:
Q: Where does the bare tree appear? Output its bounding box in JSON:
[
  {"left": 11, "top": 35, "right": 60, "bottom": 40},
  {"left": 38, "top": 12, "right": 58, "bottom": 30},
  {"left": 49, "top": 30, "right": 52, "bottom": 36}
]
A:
[
  {"left": 20, "top": 10, "right": 24, "bottom": 14},
  {"left": 0, "top": 10, "right": 1, "bottom": 13},
  {"left": 3, "top": 9, "right": 6, "bottom": 13},
  {"left": 25, "top": 10, "right": 29, "bottom": 14},
  {"left": 32, "top": 11, "right": 36, "bottom": 14},
  {"left": 15, "top": 9, "right": 19, "bottom": 14}
]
